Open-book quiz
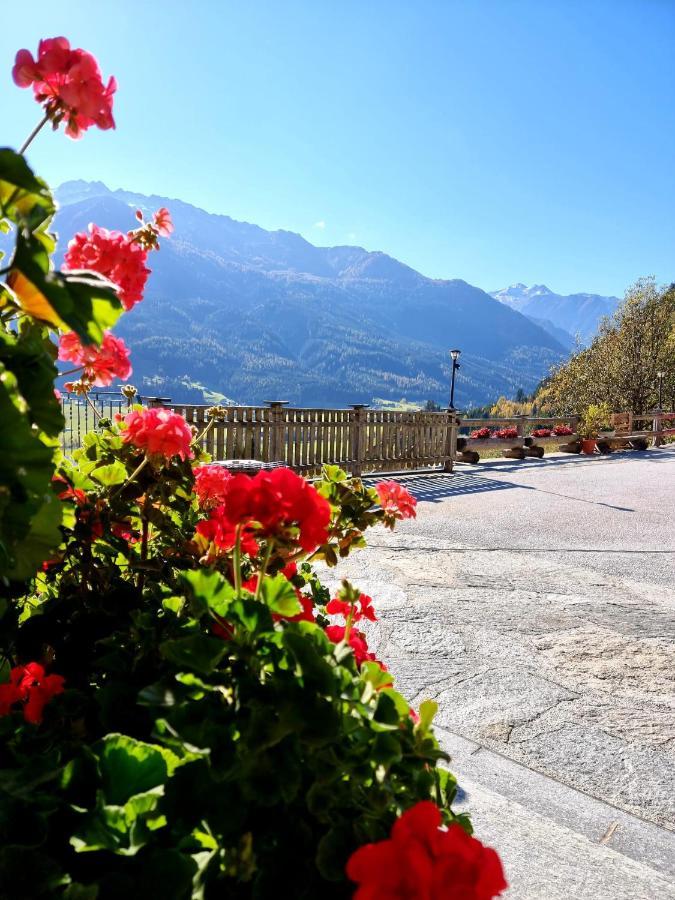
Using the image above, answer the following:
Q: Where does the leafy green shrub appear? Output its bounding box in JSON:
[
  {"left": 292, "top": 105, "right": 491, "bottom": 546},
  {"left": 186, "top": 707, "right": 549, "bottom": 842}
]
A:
[{"left": 1, "top": 35, "right": 506, "bottom": 900}]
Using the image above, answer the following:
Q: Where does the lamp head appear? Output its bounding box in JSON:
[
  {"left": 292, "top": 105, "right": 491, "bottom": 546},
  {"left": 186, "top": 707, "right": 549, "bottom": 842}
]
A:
[{"left": 450, "top": 349, "right": 461, "bottom": 362}]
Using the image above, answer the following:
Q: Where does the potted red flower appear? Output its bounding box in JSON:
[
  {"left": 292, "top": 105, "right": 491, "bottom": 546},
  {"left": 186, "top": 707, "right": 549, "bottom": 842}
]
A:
[{"left": 470, "top": 426, "right": 491, "bottom": 439}]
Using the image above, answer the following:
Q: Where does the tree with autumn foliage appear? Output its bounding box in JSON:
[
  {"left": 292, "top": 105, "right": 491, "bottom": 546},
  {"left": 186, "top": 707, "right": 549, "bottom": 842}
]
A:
[{"left": 538, "top": 278, "right": 675, "bottom": 416}]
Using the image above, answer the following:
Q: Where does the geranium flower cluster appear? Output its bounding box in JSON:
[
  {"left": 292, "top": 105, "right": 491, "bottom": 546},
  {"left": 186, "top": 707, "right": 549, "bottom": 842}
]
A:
[
  {"left": 0, "top": 663, "right": 65, "bottom": 724},
  {"left": 553, "top": 424, "right": 574, "bottom": 436},
  {"left": 470, "top": 427, "right": 491, "bottom": 439},
  {"left": 197, "top": 467, "right": 331, "bottom": 556},
  {"left": 326, "top": 592, "right": 377, "bottom": 623},
  {"left": 376, "top": 480, "right": 417, "bottom": 521},
  {"left": 325, "top": 585, "right": 384, "bottom": 670},
  {"left": 121, "top": 407, "right": 194, "bottom": 462},
  {"left": 531, "top": 428, "right": 552, "bottom": 438},
  {"left": 12, "top": 37, "right": 115, "bottom": 139},
  {"left": 492, "top": 427, "right": 519, "bottom": 440},
  {"left": 64, "top": 224, "right": 151, "bottom": 311},
  {"left": 347, "top": 800, "right": 507, "bottom": 900},
  {"left": 193, "top": 464, "right": 232, "bottom": 510},
  {"left": 58, "top": 330, "right": 131, "bottom": 387}
]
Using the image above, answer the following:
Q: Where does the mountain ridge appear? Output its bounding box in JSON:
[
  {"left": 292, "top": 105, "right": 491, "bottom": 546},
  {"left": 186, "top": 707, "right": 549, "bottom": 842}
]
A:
[
  {"left": 490, "top": 283, "right": 620, "bottom": 344},
  {"left": 52, "top": 180, "right": 569, "bottom": 407}
]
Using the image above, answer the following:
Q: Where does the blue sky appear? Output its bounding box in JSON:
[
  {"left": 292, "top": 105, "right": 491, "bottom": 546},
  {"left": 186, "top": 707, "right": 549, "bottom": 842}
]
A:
[{"left": 3, "top": 0, "right": 674, "bottom": 296}]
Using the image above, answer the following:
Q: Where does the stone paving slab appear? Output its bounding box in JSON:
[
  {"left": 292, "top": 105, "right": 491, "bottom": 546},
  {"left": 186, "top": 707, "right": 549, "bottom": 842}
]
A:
[
  {"left": 436, "top": 726, "right": 675, "bottom": 880},
  {"left": 326, "top": 449, "right": 675, "bottom": 839},
  {"left": 452, "top": 771, "right": 675, "bottom": 900}
]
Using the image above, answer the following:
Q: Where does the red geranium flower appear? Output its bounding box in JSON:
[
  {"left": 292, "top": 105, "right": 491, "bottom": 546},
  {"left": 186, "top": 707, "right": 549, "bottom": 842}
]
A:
[
  {"left": 375, "top": 481, "right": 417, "bottom": 520},
  {"left": 347, "top": 801, "right": 507, "bottom": 900},
  {"left": 121, "top": 407, "right": 194, "bottom": 462},
  {"left": 531, "top": 428, "right": 552, "bottom": 438},
  {"left": 325, "top": 624, "right": 382, "bottom": 668},
  {"left": 0, "top": 663, "right": 65, "bottom": 725},
  {"left": 553, "top": 424, "right": 574, "bottom": 436},
  {"left": 326, "top": 593, "right": 377, "bottom": 623},
  {"left": 223, "top": 468, "right": 331, "bottom": 553},
  {"left": 470, "top": 427, "right": 491, "bottom": 440},
  {"left": 195, "top": 506, "right": 259, "bottom": 556},
  {"left": 58, "top": 330, "right": 132, "bottom": 386},
  {"left": 492, "top": 427, "right": 518, "bottom": 440},
  {"left": 281, "top": 561, "right": 298, "bottom": 580},
  {"left": 12, "top": 37, "right": 115, "bottom": 139},
  {"left": 193, "top": 464, "right": 232, "bottom": 510},
  {"left": 63, "top": 224, "right": 150, "bottom": 311}
]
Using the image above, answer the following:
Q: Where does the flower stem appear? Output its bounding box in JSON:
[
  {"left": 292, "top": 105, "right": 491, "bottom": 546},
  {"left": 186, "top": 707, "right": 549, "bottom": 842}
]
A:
[
  {"left": 192, "top": 416, "right": 216, "bottom": 450},
  {"left": 85, "top": 392, "right": 103, "bottom": 421},
  {"left": 233, "top": 525, "right": 242, "bottom": 595},
  {"left": 19, "top": 113, "right": 50, "bottom": 154},
  {"left": 137, "top": 501, "right": 150, "bottom": 593},
  {"left": 344, "top": 606, "right": 355, "bottom": 642},
  {"left": 255, "top": 541, "right": 274, "bottom": 601},
  {"left": 111, "top": 456, "right": 149, "bottom": 499}
]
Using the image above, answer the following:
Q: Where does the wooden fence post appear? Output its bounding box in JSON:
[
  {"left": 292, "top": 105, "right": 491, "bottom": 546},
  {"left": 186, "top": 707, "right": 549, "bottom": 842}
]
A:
[
  {"left": 516, "top": 414, "right": 528, "bottom": 439},
  {"left": 349, "top": 404, "right": 367, "bottom": 477},
  {"left": 265, "top": 401, "right": 288, "bottom": 463},
  {"left": 444, "top": 409, "right": 457, "bottom": 472}
]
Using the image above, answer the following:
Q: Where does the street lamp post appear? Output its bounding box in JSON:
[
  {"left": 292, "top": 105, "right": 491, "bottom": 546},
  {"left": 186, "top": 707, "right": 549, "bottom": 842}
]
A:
[
  {"left": 656, "top": 371, "right": 665, "bottom": 410},
  {"left": 449, "top": 349, "right": 461, "bottom": 410}
]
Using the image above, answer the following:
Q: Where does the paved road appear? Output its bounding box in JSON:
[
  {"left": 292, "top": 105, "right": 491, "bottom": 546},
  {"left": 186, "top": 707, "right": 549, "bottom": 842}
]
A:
[{"left": 327, "top": 447, "right": 675, "bottom": 897}]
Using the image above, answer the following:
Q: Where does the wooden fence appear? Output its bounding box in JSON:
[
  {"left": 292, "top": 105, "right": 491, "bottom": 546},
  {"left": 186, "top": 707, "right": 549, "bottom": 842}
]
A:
[
  {"left": 159, "top": 402, "right": 456, "bottom": 477},
  {"left": 59, "top": 396, "right": 672, "bottom": 475}
]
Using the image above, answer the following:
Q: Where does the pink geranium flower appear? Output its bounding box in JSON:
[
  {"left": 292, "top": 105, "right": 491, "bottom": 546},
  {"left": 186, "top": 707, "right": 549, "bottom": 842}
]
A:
[
  {"left": 153, "top": 207, "right": 174, "bottom": 237},
  {"left": 375, "top": 480, "right": 417, "bottom": 520},
  {"left": 58, "top": 330, "right": 132, "bottom": 386},
  {"left": 12, "top": 37, "right": 115, "bottom": 139},
  {"left": 193, "top": 465, "right": 232, "bottom": 510},
  {"left": 121, "top": 407, "right": 194, "bottom": 462},
  {"left": 63, "top": 224, "right": 150, "bottom": 311}
]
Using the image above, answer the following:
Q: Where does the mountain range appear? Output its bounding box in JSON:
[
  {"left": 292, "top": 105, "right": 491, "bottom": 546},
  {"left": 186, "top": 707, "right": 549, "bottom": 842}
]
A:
[
  {"left": 48, "top": 181, "right": 610, "bottom": 408},
  {"left": 490, "top": 283, "right": 620, "bottom": 346}
]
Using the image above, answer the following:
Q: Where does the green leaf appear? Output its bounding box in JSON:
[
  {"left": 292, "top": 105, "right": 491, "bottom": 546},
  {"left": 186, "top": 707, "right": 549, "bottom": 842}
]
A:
[
  {"left": 0, "top": 365, "right": 60, "bottom": 580},
  {"left": 135, "top": 849, "right": 196, "bottom": 898},
  {"left": 90, "top": 460, "right": 128, "bottom": 486},
  {"left": 0, "top": 148, "right": 55, "bottom": 231},
  {"left": 316, "top": 825, "right": 353, "bottom": 881},
  {"left": 178, "top": 568, "right": 236, "bottom": 618},
  {"left": 283, "top": 628, "right": 335, "bottom": 693},
  {"left": 95, "top": 733, "right": 177, "bottom": 806},
  {"left": 64, "top": 884, "right": 100, "bottom": 900},
  {"left": 259, "top": 573, "right": 301, "bottom": 617},
  {"left": 416, "top": 699, "right": 438, "bottom": 734},
  {"left": 0, "top": 325, "right": 64, "bottom": 436},
  {"left": 8, "top": 487, "right": 63, "bottom": 580},
  {"left": 160, "top": 635, "right": 227, "bottom": 676}
]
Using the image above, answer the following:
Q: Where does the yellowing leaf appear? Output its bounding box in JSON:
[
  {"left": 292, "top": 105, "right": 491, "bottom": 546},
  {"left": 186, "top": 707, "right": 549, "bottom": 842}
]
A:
[{"left": 6, "top": 269, "right": 64, "bottom": 328}]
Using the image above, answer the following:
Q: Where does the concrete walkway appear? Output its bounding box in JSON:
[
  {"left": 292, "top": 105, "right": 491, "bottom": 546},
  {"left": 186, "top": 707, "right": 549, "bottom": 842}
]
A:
[{"left": 332, "top": 448, "right": 675, "bottom": 898}]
